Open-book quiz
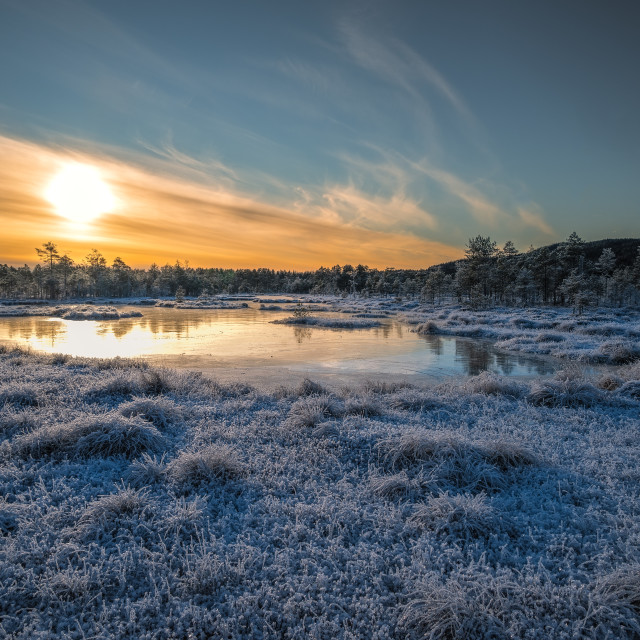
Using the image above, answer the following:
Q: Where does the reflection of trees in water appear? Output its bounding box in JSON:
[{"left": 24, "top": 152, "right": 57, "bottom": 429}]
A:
[
  {"left": 140, "top": 311, "right": 225, "bottom": 336},
  {"left": 419, "top": 334, "right": 444, "bottom": 356},
  {"left": 94, "top": 322, "right": 136, "bottom": 339},
  {"left": 515, "top": 354, "right": 555, "bottom": 376},
  {"left": 494, "top": 351, "right": 515, "bottom": 376},
  {"left": 110, "top": 322, "right": 136, "bottom": 339},
  {"left": 455, "top": 339, "right": 493, "bottom": 376},
  {"left": 8, "top": 319, "right": 67, "bottom": 347},
  {"left": 455, "top": 339, "right": 556, "bottom": 376},
  {"left": 293, "top": 326, "right": 312, "bottom": 343}
]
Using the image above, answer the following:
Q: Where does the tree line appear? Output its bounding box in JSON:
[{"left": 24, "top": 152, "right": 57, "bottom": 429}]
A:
[{"left": 1, "top": 234, "right": 639, "bottom": 309}]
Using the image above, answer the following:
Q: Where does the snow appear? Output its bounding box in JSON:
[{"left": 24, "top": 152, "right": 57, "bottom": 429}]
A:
[{"left": 1, "top": 336, "right": 640, "bottom": 638}]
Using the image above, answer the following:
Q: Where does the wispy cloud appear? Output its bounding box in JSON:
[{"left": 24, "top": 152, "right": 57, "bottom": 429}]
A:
[
  {"left": 319, "top": 184, "right": 437, "bottom": 232},
  {"left": 413, "top": 162, "right": 507, "bottom": 225},
  {"left": 339, "top": 21, "right": 471, "bottom": 123},
  {"left": 0, "top": 134, "right": 462, "bottom": 268},
  {"left": 517, "top": 206, "right": 554, "bottom": 235}
]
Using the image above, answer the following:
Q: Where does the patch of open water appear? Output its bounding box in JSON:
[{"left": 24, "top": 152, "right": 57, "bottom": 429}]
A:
[{"left": 0, "top": 306, "right": 558, "bottom": 384}]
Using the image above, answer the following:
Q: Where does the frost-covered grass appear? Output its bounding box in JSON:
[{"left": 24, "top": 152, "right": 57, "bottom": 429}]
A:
[
  {"left": 407, "top": 305, "right": 640, "bottom": 364},
  {"left": 1, "top": 350, "right": 640, "bottom": 638},
  {"left": 272, "top": 315, "right": 384, "bottom": 328},
  {"left": 0, "top": 304, "right": 142, "bottom": 320}
]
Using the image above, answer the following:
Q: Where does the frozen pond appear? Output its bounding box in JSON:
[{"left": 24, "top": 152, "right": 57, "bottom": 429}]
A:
[{"left": 0, "top": 306, "right": 557, "bottom": 383}]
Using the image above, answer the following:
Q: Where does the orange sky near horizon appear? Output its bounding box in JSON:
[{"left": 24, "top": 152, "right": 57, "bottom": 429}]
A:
[{"left": 0, "top": 135, "right": 463, "bottom": 271}]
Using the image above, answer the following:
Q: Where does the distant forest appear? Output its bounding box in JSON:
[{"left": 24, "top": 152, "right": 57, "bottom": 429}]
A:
[{"left": 1, "top": 234, "right": 639, "bottom": 309}]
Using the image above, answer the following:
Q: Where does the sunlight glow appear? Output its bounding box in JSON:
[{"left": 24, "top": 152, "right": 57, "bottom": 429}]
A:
[{"left": 45, "top": 163, "right": 116, "bottom": 223}]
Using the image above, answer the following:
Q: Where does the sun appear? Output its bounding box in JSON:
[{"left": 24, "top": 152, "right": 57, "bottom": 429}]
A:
[{"left": 45, "top": 163, "right": 116, "bottom": 223}]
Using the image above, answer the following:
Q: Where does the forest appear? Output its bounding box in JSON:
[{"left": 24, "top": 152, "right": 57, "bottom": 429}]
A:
[{"left": 1, "top": 234, "right": 639, "bottom": 309}]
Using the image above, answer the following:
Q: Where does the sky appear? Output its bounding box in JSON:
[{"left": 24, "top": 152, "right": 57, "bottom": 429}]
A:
[{"left": 0, "top": 0, "right": 638, "bottom": 270}]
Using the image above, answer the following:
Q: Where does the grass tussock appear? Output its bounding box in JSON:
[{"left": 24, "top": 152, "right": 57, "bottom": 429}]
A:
[
  {"left": 0, "top": 382, "right": 40, "bottom": 407},
  {"left": 14, "top": 413, "right": 165, "bottom": 459},
  {"left": 378, "top": 431, "right": 537, "bottom": 494},
  {"left": 409, "top": 492, "right": 497, "bottom": 538},
  {"left": 527, "top": 378, "right": 603, "bottom": 407},
  {"left": 361, "top": 379, "right": 414, "bottom": 394},
  {"left": 167, "top": 444, "right": 244, "bottom": 486},
  {"left": 464, "top": 371, "right": 524, "bottom": 398},
  {"left": 369, "top": 470, "right": 414, "bottom": 499},
  {"left": 478, "top": 440, "right": 539, "bottom": 471},
  {"left": 415, "top": 320, "right": 440, "bottom": 334},
  {"left": 125, "top": 453, "right": 166, "bottom": 486},
  {"left": 79, "top": 487, "right": 148, "bottom": 528},
  {"left": 118, "top": 396, "right": 184, "bottom": 429},
  {"left": 597, "top": 341, "right": 640, "bottom": 365},
  {"left": 616, "top": 380, "right": 640, "bottom": 400},
  {"left": 343, "top": 394, "right": 384, "bottom": 417},
  {"left": 398, "top": 577, "right": 508, "bottom": 640},
  {"left": 283, "top": 394, "right": 343, "bottom": 429},
  {"left": 388, "top": 388, "right": 444, "bottom": 412}
]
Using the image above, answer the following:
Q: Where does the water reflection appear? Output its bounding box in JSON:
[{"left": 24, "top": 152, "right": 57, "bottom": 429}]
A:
[
  {"left": 293, "top": 326, "right": 312, "bottom": 344},
  {"left": 418, "top": 333, "right": 555, "bottom": 377},
  {"left": 0, "top": 307, "right": 557, "bottom": 378}
]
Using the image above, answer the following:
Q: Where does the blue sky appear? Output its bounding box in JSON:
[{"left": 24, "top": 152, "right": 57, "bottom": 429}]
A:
[{"left": 0, "top": 0, "right": 638, "bottom": 268}]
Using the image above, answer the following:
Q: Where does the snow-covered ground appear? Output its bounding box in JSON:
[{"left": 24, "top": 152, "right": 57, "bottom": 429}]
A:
[{"left": 1, "top": 345, "right": 640, "bottom": 639}]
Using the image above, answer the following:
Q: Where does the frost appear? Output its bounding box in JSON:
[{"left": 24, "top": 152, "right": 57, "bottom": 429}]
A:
[{"left": 1, "top": 349, "right": 640, "bottom": 638}]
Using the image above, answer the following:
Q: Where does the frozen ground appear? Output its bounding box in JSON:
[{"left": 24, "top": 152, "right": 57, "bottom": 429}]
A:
[
  {"left": 402, "top": 305, "right": 640, "bottom": 365},
  {"left": 1, "top": 346, "right": 640, "bottom": 639}
]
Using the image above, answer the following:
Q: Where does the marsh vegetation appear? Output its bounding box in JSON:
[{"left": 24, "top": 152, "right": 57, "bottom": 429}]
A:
[{"left": 1, "top": 332, "right": 640, "bottom": 638}]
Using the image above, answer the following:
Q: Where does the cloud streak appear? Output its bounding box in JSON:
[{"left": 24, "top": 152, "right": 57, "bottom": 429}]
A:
[{"left": 0, "top": 135, "right": 462, "bottom": 269}]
